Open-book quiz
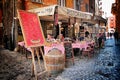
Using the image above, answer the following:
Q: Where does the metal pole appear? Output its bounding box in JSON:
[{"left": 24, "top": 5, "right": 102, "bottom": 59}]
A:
[{"left": 11, "top": 0, "right": 17, "bottom": 50}]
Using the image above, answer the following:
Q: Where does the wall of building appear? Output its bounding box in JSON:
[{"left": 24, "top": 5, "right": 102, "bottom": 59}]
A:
[
  {"left": 2, "top": 0, "right": 15, "bottom": 50},
  {"left": 95, "top": 0, "right": 99, "bottom": 15},
  {"left": 80, "top": 0, "right": 89, "bottom": 12},
  {"left": 66, "top": 0, "right": 74, "bottom": 8},
  {"left": 114, "top": 0, "right": 120, "bottom": 37},
  {"left": 109, "top": 16, "right": 115, "bottom": 29},
  {"left": 25, "top": 0, "right": 74, "bottom": 10}
]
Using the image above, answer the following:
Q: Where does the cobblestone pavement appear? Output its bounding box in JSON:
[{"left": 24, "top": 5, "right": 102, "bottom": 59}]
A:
[
  {"left": 0, "top": 48, "right": 46, "bottom": 80},
  {"left": 0, "top": 38, "right": 120, "bottom": 80},
  {"left": 55, "top": 38, "right": 120, "bottom": 80}
]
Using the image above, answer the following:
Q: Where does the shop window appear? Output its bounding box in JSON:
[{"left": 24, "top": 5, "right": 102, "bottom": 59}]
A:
[
  {"left": 58, "top": 0, "right": 66, "bottom": 7},
  {"left": 31, "top": 0, "right": 42, "bottom": 3},
  {"left": 85, "top": 4, "right": 89, "bottom": 12},
  {"left": 74, "top": 0, "right": 82, "bottom": 10}
]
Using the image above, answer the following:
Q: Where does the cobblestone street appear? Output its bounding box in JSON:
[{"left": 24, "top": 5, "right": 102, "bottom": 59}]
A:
[
  {"left": 55, "top": 38, "right": 120, "bottom": 80},
  {"left": 0, "top": 38, "right": 120, "bottom": 80}
]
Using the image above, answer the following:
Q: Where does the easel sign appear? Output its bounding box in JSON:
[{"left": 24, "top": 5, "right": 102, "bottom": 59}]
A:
[
  {"left": 17, "top": 10, "right": 45, "bottom": 48},
  {"left": 17, "top": 10, "right": 46, "bottom": 80}
]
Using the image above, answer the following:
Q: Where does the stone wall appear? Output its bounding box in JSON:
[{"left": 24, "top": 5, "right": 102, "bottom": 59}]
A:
[{"left": 116, "top": 0, "right": 120, "bottom": 38}]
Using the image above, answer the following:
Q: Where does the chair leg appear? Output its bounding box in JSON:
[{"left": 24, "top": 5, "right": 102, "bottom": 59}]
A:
[{"left": 82, "top": 50, "right": 92, "bottom": 58}]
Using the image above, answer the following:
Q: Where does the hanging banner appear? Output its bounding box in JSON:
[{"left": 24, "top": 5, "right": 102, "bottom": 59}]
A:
[{"left": 17, "top": 10, "right": 45, "bottom": 47}]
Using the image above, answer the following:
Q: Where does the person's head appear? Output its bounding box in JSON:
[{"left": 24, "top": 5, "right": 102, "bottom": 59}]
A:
[
  {"left": 47, "top": 34, "right": 52, "bottom": 39},
  {"left": 59, "top": 34, "right": 64, "bottom": 39},
  {"left": 85, "top": 31, "right": 89, "bottom": 37}
]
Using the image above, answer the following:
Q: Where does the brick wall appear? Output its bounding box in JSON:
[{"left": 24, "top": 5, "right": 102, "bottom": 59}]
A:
[
  {"left": 66, "top": 0, "right": 74, "bottom": 8},
  {"left": 25, "top": 0, "right": 74, "bottom": 10}
]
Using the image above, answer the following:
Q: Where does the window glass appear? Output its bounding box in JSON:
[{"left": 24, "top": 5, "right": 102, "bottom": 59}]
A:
[
  {"left": 58, "top": 0, "right": 66, "bottom": 7},
  {"left": 31, "top": 0, "right": 42, "bottom": 3}
]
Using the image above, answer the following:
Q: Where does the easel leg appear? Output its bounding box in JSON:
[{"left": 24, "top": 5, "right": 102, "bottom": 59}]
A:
[
  {"left": 39, "top": 47, "right": 47, "bottom": 72},
  {"left": 39, "top": 47, "right": 44, "bottom": 58},
  {"left": 72, "top": 52, "right": 74, "bottom": 65},
  {"left": 40, "top": 47, "right": 47, "bottom": 72},
  {"left": 35, "top": 47, "right": 42, "bottom": 71},
  {"left": 31, "top": 62, "right": 34, "bottom": 76},
  {"left": 31, "top": 48, "right": 38, "bottom": 80}
]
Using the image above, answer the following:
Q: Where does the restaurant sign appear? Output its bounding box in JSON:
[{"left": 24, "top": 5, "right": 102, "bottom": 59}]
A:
[
  {"left": 28, "top": 5, "right": 56, "bottom": 16},
  {"left": 66, "top": 8, "right": 92, "bottom": 19},
  {"left": 58, "top": 6, "right": 93, "bottom": 19},
  {"left": 17, "top": 10, "right": 45, "bottom": 47}
]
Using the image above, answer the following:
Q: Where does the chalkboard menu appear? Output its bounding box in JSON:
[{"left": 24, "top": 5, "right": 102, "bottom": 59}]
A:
[{"left": 64, "top": 42, "right": 73, "bottom": 59}]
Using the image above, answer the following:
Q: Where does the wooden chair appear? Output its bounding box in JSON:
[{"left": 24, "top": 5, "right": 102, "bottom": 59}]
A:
[{"left": 81, "top": 46, "right": 92, "bottom": 58}]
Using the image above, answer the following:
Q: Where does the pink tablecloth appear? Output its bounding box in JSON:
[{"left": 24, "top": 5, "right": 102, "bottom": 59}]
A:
[
  {"left": 18, "top": 41, "right": 31, "bottom": 52},
  {"left": 44, "top": 41, "right": 95, "bottom": 55},
  {"left": 18, "top": 41, "right": 25, "bottom": 46},
  {"left": 44, "top": 44, "right": 65, "bottom": 55},
  {"left": 72, "top": 42, "right": 90, "bottom": 50}
]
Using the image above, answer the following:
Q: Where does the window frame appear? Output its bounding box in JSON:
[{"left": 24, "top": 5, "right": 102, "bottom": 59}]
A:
[
  {"left": 58, "top": 0, "right": 66, "bottom": 7},
  {"left": 74, "top": 0, "right": 81, "bottom": 10},
  {"left": 31, "top": 0, "right": 43, "bottom": 3}
]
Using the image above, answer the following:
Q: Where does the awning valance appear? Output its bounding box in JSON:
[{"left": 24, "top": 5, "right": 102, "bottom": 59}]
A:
[
  {"left": 28, "top": 5, "right": 93, "bottom": 20},
  {"left": 28, "top": 5, "right": 56, "bottom": 16}
]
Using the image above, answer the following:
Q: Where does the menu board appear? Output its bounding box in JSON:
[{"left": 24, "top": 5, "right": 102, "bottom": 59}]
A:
[
  {"left": 17, "top": 10, "right": 45, "bottom": 47},
  {"left": 64, "top": 42, "right": 73, "bottom": 59}
]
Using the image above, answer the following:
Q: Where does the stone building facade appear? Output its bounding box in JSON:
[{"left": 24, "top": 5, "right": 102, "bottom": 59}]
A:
[{"left": 111, "top": 0, "right": 120, "bottom": 37}]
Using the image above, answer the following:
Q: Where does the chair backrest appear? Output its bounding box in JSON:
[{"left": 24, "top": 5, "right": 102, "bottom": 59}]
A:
[{"left": 64, "top": 37, "right": 72, "bottom": 42}]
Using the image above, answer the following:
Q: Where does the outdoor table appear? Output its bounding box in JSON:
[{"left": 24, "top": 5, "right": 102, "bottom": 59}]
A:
[
  {"left": 44, "top": 43, "right": 65, "bottom": 55},
  {"left": 18, "top": 41, "right": 25, "bottom": 47},
  {"left": 72, "top": 41, "right": 90, "bottom": 50},
  {"left": 72, "top": 41, "right": 94, "bottom": 57},
  {"left": 44, "top": 41, "right": 95, "bottom": 56}
]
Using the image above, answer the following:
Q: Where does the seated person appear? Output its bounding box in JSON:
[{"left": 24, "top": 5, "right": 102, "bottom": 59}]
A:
[
  {"left": 84, "top": 36, "right": 91, "bottom": 42},
  {"left": 84, "top": 31, "right": 91, "bottom": 42},
  {"left": 85, "top": 30, "right": 89, "bottom": 37},
  {"left": 79, "top": 37, "right": 84, "bottom": 41},
  {"left": 59, "top": 34, "right": 64, "bottom": 42},
  {"left": 46, "top": 34, "right": 54, "bottom": 41},
  {"left": 72, "top": 35, "right": 76, "bottom": 43}
]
